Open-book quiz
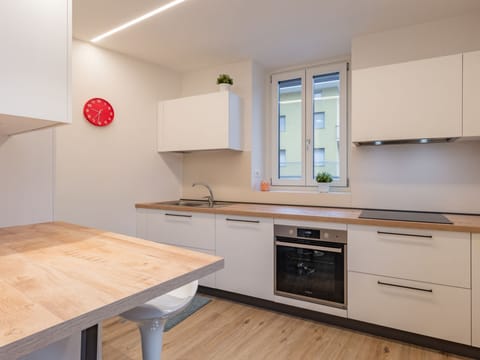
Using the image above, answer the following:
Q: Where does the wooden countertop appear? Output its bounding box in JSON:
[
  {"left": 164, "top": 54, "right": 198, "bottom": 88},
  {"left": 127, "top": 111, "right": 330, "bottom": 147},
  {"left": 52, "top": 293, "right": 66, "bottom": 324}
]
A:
[
  {"left": 0, "top": 222, "right": 223, "bottom": 358},
  {"left": 136, "top": 201, "right": 480, "bottom": 233}
]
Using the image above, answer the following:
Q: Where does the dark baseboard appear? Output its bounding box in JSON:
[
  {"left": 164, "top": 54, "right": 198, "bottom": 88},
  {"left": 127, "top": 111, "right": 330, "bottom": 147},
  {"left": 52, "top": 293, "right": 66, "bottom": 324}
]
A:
[{"left": 198, "top": 286, "right": 480, "bottom": 359}]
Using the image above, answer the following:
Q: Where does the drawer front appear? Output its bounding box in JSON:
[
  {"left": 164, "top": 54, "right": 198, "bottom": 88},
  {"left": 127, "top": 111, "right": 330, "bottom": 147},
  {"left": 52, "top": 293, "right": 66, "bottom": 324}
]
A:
[
  {"left": 348, "top": 225, "right": 470, "bottom": 288},
  {"left": 348, "top": 271, "right": 471, "bottom": 344},
  {"left": 146, "top": 210, "right": 215, "bottom": 250}
]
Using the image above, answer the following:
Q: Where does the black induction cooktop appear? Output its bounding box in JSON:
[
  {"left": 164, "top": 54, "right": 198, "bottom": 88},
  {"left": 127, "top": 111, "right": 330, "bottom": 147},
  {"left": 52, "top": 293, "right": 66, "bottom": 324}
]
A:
[{"left": 359, "top": 209, "right": 453, "bottom": 224}]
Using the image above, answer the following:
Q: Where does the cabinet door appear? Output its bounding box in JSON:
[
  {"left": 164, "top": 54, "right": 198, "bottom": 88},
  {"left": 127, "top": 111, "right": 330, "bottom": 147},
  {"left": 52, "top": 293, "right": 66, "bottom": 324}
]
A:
[
  {"left": 0, "top": 0, "right": 71, "bottom": 126},
  {"left": 352, "top": 54, "right": 462, "bottom": 143},
  {"left": 464, "top": 51, "right": 480, "bottom": 137},
  {"left": 136, "top": 209, "right": 216, "bottom": 288},
  {"left": 215, "top": 215, "right": 274, "bottom": 300},
  {"left": 146, "top": 210, "right": 215, "bottom": 250},
  {"left": 158, "top": 92, "right": 241, "bottom": 152},
  {"left": 473, "top": 234, "right": 480, "bottom": 347},
  {"left": 348, "top": 271, "right": 471, "bottom": 345}
]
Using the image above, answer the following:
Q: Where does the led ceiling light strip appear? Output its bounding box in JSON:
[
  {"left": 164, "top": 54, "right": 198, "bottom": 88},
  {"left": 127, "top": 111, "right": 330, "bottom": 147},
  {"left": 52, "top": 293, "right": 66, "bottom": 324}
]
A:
[{"left": 91, "top": 0, "right": 186, "bottom": 43}]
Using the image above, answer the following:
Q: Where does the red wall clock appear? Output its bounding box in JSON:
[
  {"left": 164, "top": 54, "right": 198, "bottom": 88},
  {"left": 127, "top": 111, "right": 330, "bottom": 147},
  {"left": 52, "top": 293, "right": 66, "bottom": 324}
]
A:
[{"left": 83, "top": 98, "right": 115, "bottom": 127}]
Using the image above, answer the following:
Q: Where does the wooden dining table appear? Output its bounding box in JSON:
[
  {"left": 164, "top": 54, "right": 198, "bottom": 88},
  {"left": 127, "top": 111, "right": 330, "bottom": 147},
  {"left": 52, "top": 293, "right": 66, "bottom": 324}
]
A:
[{"left": 0, "top": 222, "right": 223, "bottom": 359}]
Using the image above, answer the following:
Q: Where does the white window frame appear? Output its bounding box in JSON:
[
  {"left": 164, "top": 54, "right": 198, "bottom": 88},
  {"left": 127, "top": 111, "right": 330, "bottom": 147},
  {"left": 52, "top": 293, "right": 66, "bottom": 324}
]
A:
[
  {"left": 271, "top": 70, "right": 305, "bottom": 186},
  {"left": 306, "top": 63, "right": 348, "bottom": 187},
  {"left": 271, "top": 62, "right": 348, "bottom": 187}
]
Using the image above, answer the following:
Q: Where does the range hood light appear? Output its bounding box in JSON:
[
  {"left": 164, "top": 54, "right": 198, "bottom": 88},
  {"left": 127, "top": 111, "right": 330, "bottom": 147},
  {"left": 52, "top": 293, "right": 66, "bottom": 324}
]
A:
[{"left": 354, "top": 137, "right": 458, "bottom": 146}]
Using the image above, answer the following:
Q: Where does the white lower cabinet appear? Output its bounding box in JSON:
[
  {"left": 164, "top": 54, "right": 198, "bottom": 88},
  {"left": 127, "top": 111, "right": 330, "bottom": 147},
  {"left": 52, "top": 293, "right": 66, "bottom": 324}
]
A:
[
  {"left": 348, "top": 225, "right": 470, "bottom": 288},
  {"left": 215, "top": 215, "right": 274, "bottom": 300},
  {"left": 473, "top": 234, "right": 480, "bottom": 347},
  {"left": 136, "top": 208, "right": 216, "bottom": 287},
  {"left": 181, "top": 246, "right": 216, "bottom": 288},
  {"left": 348, "top": 271, "right": 471, "bottom": 344},
  {"left": 347, "top": 224, "right": 472, "bottom": 345},
  {"left": 143, "top": 209, "right": 215, "bottom": 250}
]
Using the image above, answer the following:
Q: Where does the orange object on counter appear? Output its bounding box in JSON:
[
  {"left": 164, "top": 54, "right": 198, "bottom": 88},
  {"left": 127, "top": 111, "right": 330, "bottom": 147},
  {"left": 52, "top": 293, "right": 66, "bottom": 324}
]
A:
[{"left": 260, "top": 180, "right": 270, "bottom": 191}]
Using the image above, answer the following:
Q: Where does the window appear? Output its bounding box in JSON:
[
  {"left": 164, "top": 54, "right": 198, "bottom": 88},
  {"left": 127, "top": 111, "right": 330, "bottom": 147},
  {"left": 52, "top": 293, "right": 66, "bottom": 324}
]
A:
[
  {"left": 279, "top": 115, "right": 286, "bottom": 132},
  {"left": 314, "top": 112, "right": 325, "bottom": 129},
  {"left": 279, "top": 149, "right": 286, "bottom": 167},
  {"left": 271, "top": 62, "right": 348, "bottom": 187},
  {"left": 314, "top": 147, "right": 325, "bottom": 167}
]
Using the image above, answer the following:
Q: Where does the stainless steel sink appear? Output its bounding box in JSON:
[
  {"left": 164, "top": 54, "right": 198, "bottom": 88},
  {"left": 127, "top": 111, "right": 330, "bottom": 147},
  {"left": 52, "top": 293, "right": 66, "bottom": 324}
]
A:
[{"left": 159, "top": 200, "right": 231, "bottom": 208}]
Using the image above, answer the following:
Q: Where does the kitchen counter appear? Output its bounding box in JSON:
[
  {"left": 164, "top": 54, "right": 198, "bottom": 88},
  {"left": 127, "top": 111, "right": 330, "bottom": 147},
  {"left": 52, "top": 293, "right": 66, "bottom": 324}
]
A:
[
  {"left": 0, "top": 222, "right": 223, "bottom": 359},
  {"left": 136, "top": 201, "right": 480, "bottom": 233}
]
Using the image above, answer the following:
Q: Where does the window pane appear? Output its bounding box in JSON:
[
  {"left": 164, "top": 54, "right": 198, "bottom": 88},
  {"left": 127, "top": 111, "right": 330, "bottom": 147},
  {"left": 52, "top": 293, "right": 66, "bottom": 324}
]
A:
[
  {"left": 314, "top": 112, "right": 325, "bottom": 129},
  {"left": 314, "top": 147, "right": 325, "bottom": 166},
  {"left": 312, "top": 72, "right": 340, "bottom": 179},
  {"left": 278, "top": 78, "right": 302, "bottom": 179},
  {"left": 279, "top": 115, "right": 286, "bottom": 132},
  {"left": 279, "top": 149, "right": 286, "bottom": 166}
]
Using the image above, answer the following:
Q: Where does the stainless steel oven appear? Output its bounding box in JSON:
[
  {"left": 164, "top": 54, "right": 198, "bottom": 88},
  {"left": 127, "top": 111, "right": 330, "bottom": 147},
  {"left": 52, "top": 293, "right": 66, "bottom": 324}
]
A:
[{"left": 274, "top": 224, "right": 347, "bottom": 309}]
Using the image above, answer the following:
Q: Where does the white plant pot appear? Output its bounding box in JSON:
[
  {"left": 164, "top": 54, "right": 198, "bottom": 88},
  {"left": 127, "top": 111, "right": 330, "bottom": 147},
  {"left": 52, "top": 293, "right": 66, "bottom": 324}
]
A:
[
  {"left": 218, "top": 83, "right": 231, "bottom": 92},
  {"left": 317, "top": 183, "right": 330, "bottom": 193}
]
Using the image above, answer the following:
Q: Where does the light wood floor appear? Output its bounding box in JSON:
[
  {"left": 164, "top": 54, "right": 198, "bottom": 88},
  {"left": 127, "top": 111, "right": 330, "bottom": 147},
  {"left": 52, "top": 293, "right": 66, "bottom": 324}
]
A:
[{"left": 102, "top": 297, "right": 470, "bottom": 360}]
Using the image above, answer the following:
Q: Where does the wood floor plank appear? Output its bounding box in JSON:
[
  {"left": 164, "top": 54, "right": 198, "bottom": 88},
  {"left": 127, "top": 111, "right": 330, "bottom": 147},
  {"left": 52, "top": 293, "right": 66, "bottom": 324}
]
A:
[{"left": 103, "top": 298, "right": 470, "bottom": 360}]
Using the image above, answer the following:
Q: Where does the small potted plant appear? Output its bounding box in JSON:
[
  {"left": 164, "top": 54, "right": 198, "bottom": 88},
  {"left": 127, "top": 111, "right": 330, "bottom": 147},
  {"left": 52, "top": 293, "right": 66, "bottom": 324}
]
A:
[
  {"left": 315, "top": 171, "right": 333, "bottom": 193},
  {"left": 216, "top": 74, "right": 233, "bottom": 91}
]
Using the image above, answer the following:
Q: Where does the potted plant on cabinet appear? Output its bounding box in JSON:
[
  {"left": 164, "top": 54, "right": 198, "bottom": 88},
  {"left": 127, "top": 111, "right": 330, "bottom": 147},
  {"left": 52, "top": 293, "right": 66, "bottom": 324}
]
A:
[
  {"left": 315, "top": 171, "right": 333, "bottom": 192},
  {"left": 217, "top": 74, "right": 233, "bottom": 91}
]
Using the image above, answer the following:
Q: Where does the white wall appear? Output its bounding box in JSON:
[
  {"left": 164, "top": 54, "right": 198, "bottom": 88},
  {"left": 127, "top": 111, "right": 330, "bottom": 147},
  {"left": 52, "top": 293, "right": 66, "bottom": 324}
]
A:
[
  {"left": 181, "top": 61, "right": 254, "bottom": 199},
  {"left": 351, "top": 141, "right": 480, "bottom": 213},
  {"left": 0, "top": 129, "right": 54, "bottom": 227},
  {"left": 180, "top": 60, "right": 352, "bottom": 207},
  {"left": 350, "top": 13, "right": 480, "bottom": 213},
  {"left": 352, "top": 13, "right": 480, "bottom": 70},
  {"left": 54, "top": 41, "right": 183, "bottom": 235}
]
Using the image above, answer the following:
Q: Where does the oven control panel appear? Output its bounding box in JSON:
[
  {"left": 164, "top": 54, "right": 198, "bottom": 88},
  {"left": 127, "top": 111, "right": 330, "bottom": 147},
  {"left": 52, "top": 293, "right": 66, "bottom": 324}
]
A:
[{"left": 274, "top": 224, "right": 347, "bottom": 244}]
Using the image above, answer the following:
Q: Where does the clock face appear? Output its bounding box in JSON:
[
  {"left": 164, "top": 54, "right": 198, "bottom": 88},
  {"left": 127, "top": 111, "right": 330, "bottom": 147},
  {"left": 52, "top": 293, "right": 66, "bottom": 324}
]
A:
[{"left": 83, "top": 98, "right": 114, "bottom": 127}]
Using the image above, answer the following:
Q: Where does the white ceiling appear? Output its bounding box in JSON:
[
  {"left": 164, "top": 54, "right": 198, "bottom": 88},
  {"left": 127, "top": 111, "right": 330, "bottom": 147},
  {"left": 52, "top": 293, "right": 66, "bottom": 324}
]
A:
[{"left": 73, "top": 0, "right": 480, "bottom": 72}]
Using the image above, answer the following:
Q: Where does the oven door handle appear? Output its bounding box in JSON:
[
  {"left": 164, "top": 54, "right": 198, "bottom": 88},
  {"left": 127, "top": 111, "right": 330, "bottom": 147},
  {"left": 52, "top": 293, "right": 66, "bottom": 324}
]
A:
[{"left": 276, "top": 241, "right": 342, "bottom": 253}]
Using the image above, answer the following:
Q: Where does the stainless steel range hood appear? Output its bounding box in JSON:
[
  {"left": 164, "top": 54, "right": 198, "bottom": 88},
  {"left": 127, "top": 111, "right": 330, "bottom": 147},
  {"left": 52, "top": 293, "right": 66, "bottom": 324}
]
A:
[{"left": 353, "top": 137, "right": 458, "bottom": 146}]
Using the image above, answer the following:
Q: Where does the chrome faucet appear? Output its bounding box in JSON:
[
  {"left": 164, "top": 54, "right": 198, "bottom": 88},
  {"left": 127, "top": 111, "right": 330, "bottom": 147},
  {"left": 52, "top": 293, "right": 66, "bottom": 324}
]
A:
[{"left": 192, "top": 182, "right": 215, "bottom": 207}]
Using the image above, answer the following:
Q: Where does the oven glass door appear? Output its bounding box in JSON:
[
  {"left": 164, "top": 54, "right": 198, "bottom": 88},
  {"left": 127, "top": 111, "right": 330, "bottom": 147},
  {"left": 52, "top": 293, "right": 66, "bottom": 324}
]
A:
[{"left": 275, "top": 239, "right": 345, "bottom": 306}]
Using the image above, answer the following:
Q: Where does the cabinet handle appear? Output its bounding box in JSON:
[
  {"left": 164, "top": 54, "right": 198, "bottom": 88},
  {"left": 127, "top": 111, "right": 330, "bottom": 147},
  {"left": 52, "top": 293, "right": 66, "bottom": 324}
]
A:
[
  {"left": 377, "top": 231, "right": 432, "bottom": 239},
  {"left": 377, "top": 281, "right": 433, "bottom": 293},
  {"left": 225, "top": 218, "right": 260, "bottom": 224},
  {"left": 165, "top": 213, "right": 192, "bottom": 218}
]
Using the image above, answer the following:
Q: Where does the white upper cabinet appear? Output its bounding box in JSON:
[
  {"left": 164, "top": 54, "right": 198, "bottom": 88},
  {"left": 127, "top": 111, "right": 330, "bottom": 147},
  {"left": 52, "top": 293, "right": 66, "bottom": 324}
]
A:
[
  {"left": 352, "top": 54, "right": 462, "bottom": 143},
  {"left": 0, "top": 0, "right": 71, "bottom": 136},
  {"left": 463, "top": 51, "right": 480, "bottom": 137},
  {"left": 157, "top": 91, "right": 242, "bottom": 152}
]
